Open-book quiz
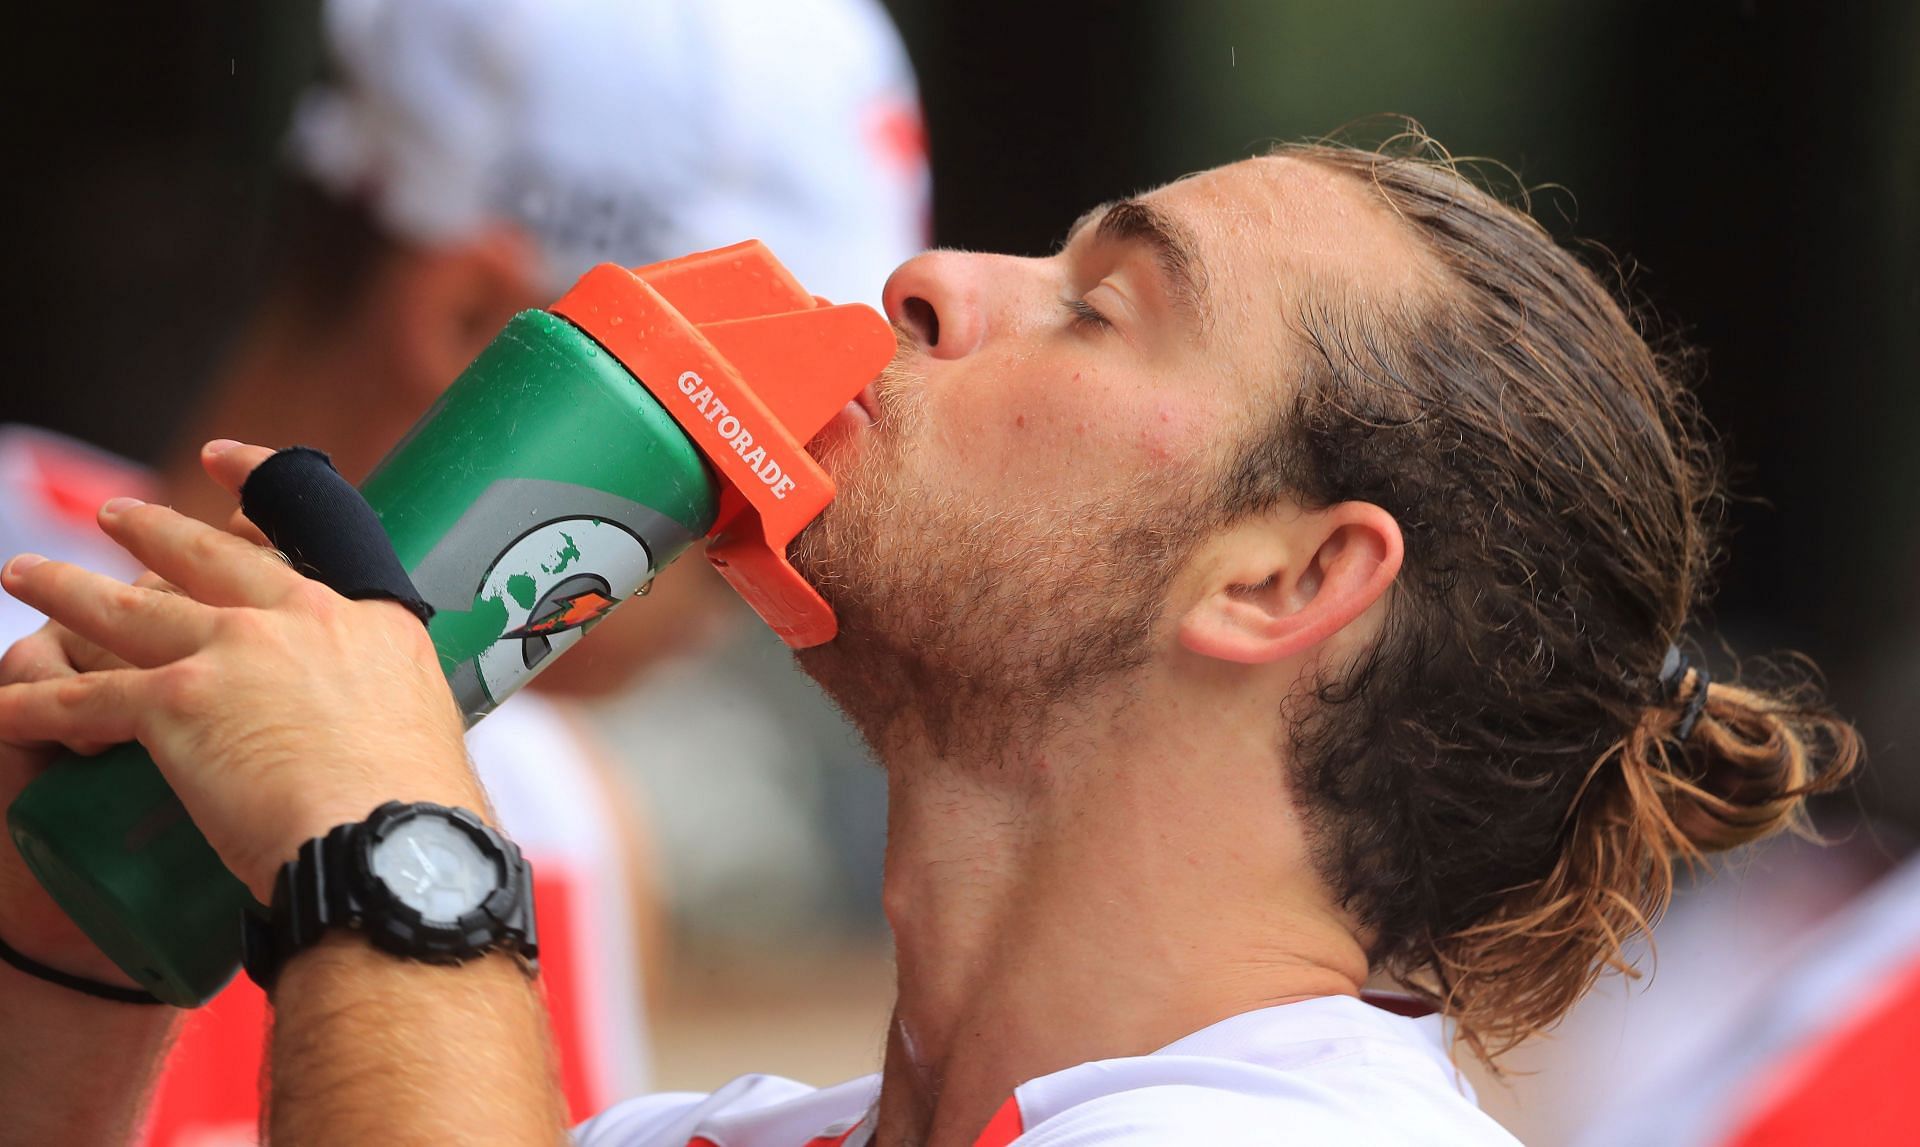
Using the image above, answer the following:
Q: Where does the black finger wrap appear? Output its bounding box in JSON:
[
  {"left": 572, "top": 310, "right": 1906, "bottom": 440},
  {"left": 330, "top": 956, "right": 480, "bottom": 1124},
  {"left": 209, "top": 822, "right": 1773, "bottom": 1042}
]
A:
[{"left": 238, "top": 447, "right": 434, "bottom": 627}]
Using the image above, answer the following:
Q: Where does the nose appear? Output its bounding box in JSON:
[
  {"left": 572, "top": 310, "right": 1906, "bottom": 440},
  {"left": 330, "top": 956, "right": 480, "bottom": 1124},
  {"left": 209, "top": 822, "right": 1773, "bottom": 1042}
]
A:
[{"left": 882, "top": 250, "right": 988, "bottom": 360}]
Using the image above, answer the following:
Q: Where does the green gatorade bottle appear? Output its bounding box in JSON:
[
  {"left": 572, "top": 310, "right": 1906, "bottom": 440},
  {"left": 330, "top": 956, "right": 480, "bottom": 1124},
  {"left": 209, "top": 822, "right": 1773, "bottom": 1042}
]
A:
[{"left": 7, "top": 241, "right": 894, "bottom": 1005}]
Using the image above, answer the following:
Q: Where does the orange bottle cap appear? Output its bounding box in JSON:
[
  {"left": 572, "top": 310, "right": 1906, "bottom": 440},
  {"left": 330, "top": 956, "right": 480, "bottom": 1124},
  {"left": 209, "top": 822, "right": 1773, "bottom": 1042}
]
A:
[{"left": 550, "top": 241, "right": 895, "bottom": 648}]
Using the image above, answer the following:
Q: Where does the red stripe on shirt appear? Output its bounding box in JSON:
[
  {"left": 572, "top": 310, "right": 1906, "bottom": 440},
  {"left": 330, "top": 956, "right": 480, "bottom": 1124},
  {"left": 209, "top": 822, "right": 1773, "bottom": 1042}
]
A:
[{"left": 974, "top": 1096, "right": 1025, "bottom": 1147}]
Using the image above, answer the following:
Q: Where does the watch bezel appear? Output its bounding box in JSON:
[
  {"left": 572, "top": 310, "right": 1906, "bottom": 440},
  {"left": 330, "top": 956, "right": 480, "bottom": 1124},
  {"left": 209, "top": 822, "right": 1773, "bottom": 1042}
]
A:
[{"left": 350, "top": 802, "right": 528, "bottom": 963}]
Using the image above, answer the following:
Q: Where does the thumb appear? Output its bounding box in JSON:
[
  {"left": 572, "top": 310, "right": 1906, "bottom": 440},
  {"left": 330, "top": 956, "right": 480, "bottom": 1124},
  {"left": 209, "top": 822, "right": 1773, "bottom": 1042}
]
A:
[{"left": 197, "top": 440, "right": 280, "bottom": 499}]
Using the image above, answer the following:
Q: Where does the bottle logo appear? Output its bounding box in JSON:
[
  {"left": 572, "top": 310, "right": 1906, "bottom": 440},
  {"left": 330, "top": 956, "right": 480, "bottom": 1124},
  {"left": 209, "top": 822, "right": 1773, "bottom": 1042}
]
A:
[
  {"left": 473, "top": 518, "right": 652, "bottom": 703},
  {"left": 676, "top": 370, "right": 799, "bottom": 500}
]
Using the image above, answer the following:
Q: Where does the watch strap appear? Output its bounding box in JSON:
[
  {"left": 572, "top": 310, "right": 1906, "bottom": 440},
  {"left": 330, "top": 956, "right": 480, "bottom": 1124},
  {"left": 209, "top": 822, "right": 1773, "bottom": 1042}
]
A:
[
  {"left": 242, "top": 805, "right": 539, "bottom": 994},
  {"left": 243, "top": 824, "right": 360, "bottom": 994}
]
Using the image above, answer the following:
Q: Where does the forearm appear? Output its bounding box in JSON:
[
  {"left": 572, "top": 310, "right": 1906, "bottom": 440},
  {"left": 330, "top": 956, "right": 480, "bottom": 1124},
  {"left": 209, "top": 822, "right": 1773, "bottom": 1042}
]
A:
[
  {"left": 268, "top": 933, "right": 569, "bottom": 1145},
  {"left": 0, "top": 960, "right": 179, "bottom": 1145}
]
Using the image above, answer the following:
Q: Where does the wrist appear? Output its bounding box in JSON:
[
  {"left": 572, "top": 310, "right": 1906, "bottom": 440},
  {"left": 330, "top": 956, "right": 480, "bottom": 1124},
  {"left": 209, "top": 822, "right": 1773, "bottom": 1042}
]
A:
[
  {"left": 277, "top": 930, "right": 534, "bottom": 993},
  {"left": 0, "top": 943, "right": 181, "bottom": 1147},
  {"left": 0, "top": 851, "right": 145, "bottom": 991},
  {"left": 242, "top": 777, "right": 493, "bottom": 903},
  {"left": 244, "top": 801, "right": 536, "bottom": 996}
]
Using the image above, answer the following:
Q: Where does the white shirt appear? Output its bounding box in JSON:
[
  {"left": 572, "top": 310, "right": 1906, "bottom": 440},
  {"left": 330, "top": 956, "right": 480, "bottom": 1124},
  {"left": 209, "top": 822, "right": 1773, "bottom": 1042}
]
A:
[{"left": 574, "top": 995, "right": 1523, "bottom": 1146}]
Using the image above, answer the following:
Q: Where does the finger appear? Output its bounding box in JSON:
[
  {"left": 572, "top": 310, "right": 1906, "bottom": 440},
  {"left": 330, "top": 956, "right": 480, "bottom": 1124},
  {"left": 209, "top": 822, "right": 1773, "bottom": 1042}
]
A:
[
  {"left": 1, "top": 555, "right": 216, "bottom": 667},
  {"left": 199, "top": 440, "right": 279, "bottom": 500},
  {"left": 42, "top": 621, "right": 133, "bottom": 676},
  {"left": 95, "top": 499, "right": 298, "bottom": 609},
  {"left": 0, "top": 670, "right": 147, "bottom": 751},
  {"left": 0, "top": 625, "right": 80, "bottom": 687},
  {"left": 0, "top": 629, "right": 113, "bottom": 762},
  {"left": 53, "top": 612, "right": 143, "bottom": 674},
  {"left": 35, "top": 622, "right": 132, "bottom": 752},
  {"left": 0, "top": 621, "right": 133, "bottom": 713},
  {"left": 222, "top": 507, "right": 273, "bottom": 549},
  {"left": 131, "top": 570, "right": 178, "bottom": 593},
  {"left": 0, "top": 643, "right": 121, "bottom": 755}
]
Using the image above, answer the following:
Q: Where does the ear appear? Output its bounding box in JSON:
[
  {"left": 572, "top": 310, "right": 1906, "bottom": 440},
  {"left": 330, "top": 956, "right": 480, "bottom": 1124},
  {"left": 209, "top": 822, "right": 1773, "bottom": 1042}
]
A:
[
  {"left": 382, "top": 224, "right": 545, "bottom": 405},
  {"left": 1177, "top": 502, "right": 1403, "bottom": 665}
]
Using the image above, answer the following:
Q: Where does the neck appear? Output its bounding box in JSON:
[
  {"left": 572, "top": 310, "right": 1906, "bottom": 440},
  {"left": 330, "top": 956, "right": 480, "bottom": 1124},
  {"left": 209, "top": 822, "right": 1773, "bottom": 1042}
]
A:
[
  {"left": 160, "top": 306, "right": 398, "bottom": 520},
  {"left": 869, "top": 677, "right": 1367, "bottom": 1147}
]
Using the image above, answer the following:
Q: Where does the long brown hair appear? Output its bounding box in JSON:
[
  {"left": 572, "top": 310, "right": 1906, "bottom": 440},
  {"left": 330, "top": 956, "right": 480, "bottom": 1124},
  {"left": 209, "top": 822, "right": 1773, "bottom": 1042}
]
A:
[{"left": 1228, "top": 130, "right": 1860, "bottom": 1060}]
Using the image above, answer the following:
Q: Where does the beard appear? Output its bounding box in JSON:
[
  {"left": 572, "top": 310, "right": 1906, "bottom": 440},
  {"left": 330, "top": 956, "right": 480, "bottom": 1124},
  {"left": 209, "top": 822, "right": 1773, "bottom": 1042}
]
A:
[{"left": 789, "top": 358, "right": 1214, "bottom": 762}]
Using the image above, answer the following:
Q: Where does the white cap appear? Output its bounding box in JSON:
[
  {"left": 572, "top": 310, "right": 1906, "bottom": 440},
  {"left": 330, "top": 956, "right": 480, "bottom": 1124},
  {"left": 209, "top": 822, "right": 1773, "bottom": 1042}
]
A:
[{"left": 290, "top": 0, "right": 930, "bottom": 305}]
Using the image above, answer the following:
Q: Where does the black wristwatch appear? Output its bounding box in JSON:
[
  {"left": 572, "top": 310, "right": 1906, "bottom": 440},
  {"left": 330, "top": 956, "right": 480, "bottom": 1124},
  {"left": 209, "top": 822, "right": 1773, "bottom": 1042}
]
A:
[{"left": 243, "top": 801, "right": 539, "bottom": 993}]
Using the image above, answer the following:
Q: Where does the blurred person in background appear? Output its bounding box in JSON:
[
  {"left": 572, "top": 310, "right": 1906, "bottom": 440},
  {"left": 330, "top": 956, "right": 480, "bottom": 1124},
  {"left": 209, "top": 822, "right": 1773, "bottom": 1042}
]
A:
[
  {"left": 1465, "top": 797, "right": 1909, "bottom": 1147},
  {"left": 0, "top": 134, "right": 1862, "bottom": 1145},
  {"left": 1561, "top": 845, "right": 1920, "bottom": 1147},
  {"left": 1465, "top": 823, "right": 1909, "bottom": 1145},
  {"left": 0, "top": 0, "right": 926, "bottom": 1140}
]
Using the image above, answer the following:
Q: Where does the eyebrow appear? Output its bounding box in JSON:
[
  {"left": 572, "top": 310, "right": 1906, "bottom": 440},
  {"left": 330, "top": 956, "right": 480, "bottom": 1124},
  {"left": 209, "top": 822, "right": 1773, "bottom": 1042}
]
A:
[{"left": 1065, "top": 197, "right": 1210, "bottom": 329}]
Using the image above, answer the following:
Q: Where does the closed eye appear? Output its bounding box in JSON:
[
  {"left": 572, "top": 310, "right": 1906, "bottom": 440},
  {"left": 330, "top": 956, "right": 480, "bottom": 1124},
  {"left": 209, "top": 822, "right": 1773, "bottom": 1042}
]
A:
[{"left": 1063, "top": 296, "right": 1112, "bottom": 331}]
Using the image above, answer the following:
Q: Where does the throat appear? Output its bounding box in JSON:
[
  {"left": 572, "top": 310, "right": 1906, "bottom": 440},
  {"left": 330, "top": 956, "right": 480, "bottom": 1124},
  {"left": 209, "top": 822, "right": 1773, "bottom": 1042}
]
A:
[{"left": 869, "top": 745, "right": 1367, "bottom": 1147}]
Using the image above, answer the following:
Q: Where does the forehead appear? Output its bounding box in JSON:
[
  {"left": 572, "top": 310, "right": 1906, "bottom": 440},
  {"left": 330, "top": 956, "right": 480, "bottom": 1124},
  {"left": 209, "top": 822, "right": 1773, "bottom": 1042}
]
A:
[{"left": 1139, "top": 156, "right": 1433, "bottom": 338}]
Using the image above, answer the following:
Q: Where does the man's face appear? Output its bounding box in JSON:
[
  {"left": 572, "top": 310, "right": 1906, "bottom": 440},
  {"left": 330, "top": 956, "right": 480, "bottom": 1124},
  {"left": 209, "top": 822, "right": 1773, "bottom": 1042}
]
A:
[{"left": 791, "top": 157, "right": 1420, "bottom": 754}]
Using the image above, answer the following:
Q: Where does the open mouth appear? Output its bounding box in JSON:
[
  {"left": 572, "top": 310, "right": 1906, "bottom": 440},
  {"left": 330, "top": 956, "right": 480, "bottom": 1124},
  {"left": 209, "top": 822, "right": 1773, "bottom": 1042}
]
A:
[{"left": 852, "top": 383, "right": 881, "bottom": 421}]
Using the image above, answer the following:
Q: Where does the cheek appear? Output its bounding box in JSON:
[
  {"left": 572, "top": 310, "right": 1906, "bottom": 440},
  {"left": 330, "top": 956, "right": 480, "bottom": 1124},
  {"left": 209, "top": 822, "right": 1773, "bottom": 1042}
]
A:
[
  {"left": 1134, "top": 401, "right": 1204, "bottom": 464},
  {"left": 931, "top": 363, "right": 1209, "bottom": 496},
  {"left": 967, "top": 368, "right": 1118, "bottom": 470}
]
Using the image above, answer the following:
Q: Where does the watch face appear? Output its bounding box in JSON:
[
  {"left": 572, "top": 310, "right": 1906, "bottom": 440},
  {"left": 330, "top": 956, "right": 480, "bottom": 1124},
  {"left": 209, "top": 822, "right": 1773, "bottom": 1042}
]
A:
[{"left": 368, "top": 816, "right": 499, "bottom": 924}]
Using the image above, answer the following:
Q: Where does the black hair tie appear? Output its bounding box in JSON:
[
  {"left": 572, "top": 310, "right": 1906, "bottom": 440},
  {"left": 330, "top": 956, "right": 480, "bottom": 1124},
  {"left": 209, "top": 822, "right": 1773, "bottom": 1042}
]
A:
[
  {"left": 0, "top": 929, "right": 164, "bottom": 1005},
  {"left": 1657, "top": 644, "right": 1712, "bottom": 742}
]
